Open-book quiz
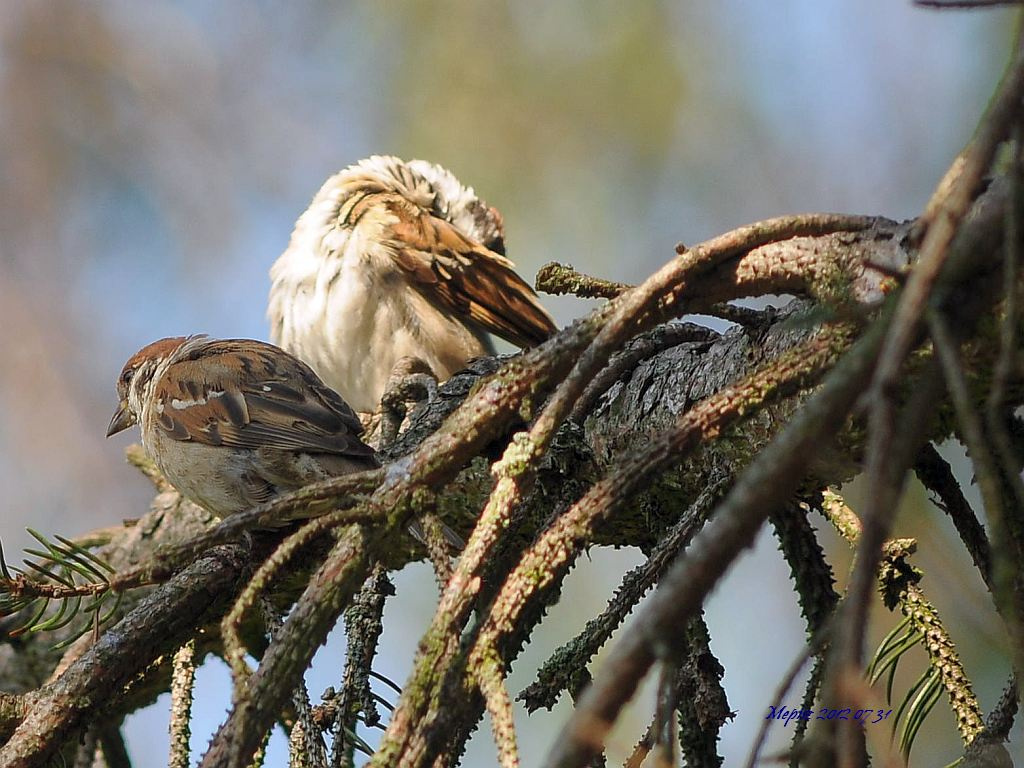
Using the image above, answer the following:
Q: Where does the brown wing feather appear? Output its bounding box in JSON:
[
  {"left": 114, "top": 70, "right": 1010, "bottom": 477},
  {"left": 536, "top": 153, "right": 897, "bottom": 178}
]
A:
[
  {"left": 153, "top": 339, "right": 376, "bottom": 460},
  {"left": 385, "top": 195, "right": 558, "bottom": 348}
]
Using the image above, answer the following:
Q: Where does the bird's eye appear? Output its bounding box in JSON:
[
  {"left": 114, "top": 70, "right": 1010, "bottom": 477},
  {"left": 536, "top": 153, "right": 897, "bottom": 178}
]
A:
[{"left": 121, "top": 369, "right": 133, "bottom": 386}]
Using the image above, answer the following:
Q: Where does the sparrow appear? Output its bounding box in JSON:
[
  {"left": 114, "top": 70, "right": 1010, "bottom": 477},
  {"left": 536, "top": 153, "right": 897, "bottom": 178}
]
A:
[
  {"left": 268, "top": 155, "right": 558, "bottom": 413},
  {"left": 106, "top": 335, "right": 379, "bottom": 517}
]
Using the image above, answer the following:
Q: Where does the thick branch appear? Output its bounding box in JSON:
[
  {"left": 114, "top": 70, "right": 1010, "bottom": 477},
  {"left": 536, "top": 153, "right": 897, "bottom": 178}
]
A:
[{"left": 0, "top": 544, "right": 250, "bottom": 767}]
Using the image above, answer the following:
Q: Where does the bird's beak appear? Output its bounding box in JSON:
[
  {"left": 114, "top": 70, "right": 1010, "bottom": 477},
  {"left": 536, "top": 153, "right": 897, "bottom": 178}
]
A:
[{"left": 106, "top": 401, "right": 133, "bottom": 437}]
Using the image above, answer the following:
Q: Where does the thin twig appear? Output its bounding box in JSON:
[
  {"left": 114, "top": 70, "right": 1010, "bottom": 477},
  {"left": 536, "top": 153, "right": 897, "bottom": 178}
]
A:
[
  {"left": 477, "top": 650, "right": 520, "bottom": 768},
  {"left": 168, "top": 641, "right": 196, "bottom": 768},
  {"left": 928, "top": 312, "right": 1024, "bottom": 679},
  {"left": 203, "top": 527, "right": 370, "bottom": 768},
  {"left": 419, "top": 513, "right": 455, "bottom": 590},
  {"left": 674, "top": 614, "right": 730, "bottom": 766},
  {"left": 828, "top": 360, "right": 946, "bottom": 768},
  {"left": 520, "top": 481, "right": 724, "bottom": 712},
  {"left": 541, "top": 320, "right": 883, "bottom": 768},
  {"left": 837, "top": 46, "right": 1024, "bottom": 762},
  {"left": 852, "top": 35, "right": 1024, "bottom": 677},
  {"left": 913, "top": 444, "right": 993, "bottom": 588},
  {"left": 822, "top": 490, "right": 986, "bottom": 750},
  {"left": 984, "top": 121, "right": 1024, "bottom": 542},
  {"left": 98, "top": 725, "right": 133, "bottom": 768},
  {"left": 1, "top": 575, "right": 108, "bottom": 602},
  {"left": 470, "top": 325, "right": 858, "bottom": 693},
  {"left": 331, "top": 565, "right": 393, "bottom": 768},
  {"left": 221, "top": 512, "right": 353, "bottom": 689},
  {"left": 0, "top": 544, "right": 250, "bottom": 766},
  {"left": 536, "top": 262, "right": 631, "bottom": 299},
  {"left": 110, "top": 480, "right": 384, "bottom": 593},
  {"left": 744, "top": 630, "right": 827, "bottom": 768},
  {"left": 652, "top": 663, "right": 677, "bottom": 767}
]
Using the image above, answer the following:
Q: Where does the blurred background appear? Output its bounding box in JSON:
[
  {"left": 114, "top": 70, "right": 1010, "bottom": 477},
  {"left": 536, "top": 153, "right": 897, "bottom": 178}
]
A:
[{"left": 0, "top": 1, "right": 1019, "bottom": 765}]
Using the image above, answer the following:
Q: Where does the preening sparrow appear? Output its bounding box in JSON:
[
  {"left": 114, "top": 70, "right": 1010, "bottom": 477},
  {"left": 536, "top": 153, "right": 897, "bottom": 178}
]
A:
[
  {"left": 106, "top": 336, "right": 379, "bottom": 517},
  {"left": 268, "top": 155, "right": 558, "bottom": 413}
]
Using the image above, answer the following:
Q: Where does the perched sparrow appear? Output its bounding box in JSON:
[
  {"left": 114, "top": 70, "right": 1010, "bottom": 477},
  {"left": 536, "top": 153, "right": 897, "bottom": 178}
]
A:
[
  {"left": 268, "top": 155, "right": 558, "bottom": 412},
  {"left": 106, "top": 335, "right": 378, "bottom": 517}
]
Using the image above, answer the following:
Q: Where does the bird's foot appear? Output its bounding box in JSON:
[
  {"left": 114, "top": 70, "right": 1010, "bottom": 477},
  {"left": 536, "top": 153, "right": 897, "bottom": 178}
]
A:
[{"left": 379, "top": 356, "right": 439, "bottom": 447}]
